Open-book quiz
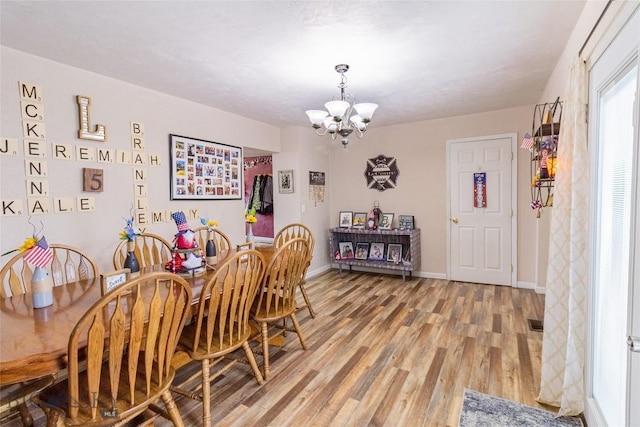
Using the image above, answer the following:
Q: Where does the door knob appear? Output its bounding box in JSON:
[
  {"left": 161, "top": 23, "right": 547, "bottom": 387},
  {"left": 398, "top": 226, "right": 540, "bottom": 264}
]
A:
[
  {"left": 451, "top": 217, "right": 459, "bottom": 224},
  {"left": 628, "top": 335, "right": 640, "bottom": 353}
]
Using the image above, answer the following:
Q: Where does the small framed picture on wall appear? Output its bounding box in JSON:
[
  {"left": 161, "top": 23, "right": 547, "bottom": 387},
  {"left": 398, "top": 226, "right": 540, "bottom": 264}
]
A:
[{"left": 278, "top": 169, "right": 294, "bottom": 194}]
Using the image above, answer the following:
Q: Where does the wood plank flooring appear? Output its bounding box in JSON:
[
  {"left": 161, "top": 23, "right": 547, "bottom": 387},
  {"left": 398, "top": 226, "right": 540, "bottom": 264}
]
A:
[{"left": 2, "top": 270, "right": 550, "bottom": 427}]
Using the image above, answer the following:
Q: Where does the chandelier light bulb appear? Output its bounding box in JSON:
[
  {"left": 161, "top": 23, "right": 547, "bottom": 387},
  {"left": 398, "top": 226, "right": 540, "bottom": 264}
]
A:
[
  {"left": 306, "top": 110, "right": 328, "bottom": 128},
  {"left": 323, "top": 117, "right": 338, "bottom": 133},
  {"left": 354, "top": 103, "right": 378, "bottom": 123},
  {"left": 350, "top": 115, "right": 367, "bottom": 132},
  {"left": 325, "top": 100, "right": 349, "bottom": 120}
]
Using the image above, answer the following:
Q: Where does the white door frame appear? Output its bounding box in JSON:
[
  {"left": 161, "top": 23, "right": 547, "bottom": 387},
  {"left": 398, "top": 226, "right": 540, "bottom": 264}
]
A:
[
  {"left": 585, "top": 3, "right": 640, "bottom": 425},
  {"left": 445, "top": 132, "right": 518, "bottom": 286}
]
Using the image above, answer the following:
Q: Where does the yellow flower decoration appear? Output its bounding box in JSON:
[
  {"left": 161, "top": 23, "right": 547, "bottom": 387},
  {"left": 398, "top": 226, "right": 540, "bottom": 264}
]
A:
[
  {"left": 200, "top": 217, "right": 218, "bottom": 231},
  {"left": 2, "top": 228, "right": 42, "bottom": 258},
  {"left": 18, "top": 237, "right": 38, "bottom": 252},
  {"left": 244, "top": 208, "right": 257, "bottom": 224}
]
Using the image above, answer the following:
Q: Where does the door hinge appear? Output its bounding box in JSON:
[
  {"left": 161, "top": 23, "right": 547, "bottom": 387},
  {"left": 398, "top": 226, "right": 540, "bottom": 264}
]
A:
[{"left": 511, "top": 265, "right": 513, "bottom": 273}]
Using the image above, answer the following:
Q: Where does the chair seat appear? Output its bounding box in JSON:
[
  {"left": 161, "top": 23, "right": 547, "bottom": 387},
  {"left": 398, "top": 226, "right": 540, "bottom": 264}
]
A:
[
  {"left": 34, "top": 358, "right": 176, "bottom": 426},
  {"left": 178, "top": 322, "right": 253, "bottom": 360},
  {"left": 251, "top": 296, "right": 296, "bottom": 322}
]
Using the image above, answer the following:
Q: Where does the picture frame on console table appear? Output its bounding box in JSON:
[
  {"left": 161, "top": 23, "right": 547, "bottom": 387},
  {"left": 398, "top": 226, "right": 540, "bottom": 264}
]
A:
[
  {"left": 355, "top": 242, "right": 369, "bottom": 260},
  {"left": 368, "top": 242, "right": 385, "bottom": 261},
  {"left": 352, "top": 212, "right": 367, "bottom": 228},
  {"left": 379, "top": 213, "right": 394, "bottom": 230},
  {"left": 398, "top": 215, "right": 415, "bottom": 230},
  {"left": 339, "top": 211, "right": 353, "bottom": 228},
  {"left": 338, "top": 241, "right": 355, "bottom": 259},
  {"left": 169, "top": 134, "right": 242, "bottom": 200},
  {"left": 387, "top": 244, "right": 403, "bottom": 264}
]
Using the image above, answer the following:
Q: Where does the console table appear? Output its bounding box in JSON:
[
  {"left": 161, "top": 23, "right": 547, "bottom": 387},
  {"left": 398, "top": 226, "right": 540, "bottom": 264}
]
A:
[{"left": 329, "top": 228, "right": 421, "bottom": 281}]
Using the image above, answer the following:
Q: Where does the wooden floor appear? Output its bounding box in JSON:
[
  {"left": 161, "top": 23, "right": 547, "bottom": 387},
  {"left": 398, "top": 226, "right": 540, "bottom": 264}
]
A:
[{"left": 2, "top": 269, "right": 551, "bottom": 427}]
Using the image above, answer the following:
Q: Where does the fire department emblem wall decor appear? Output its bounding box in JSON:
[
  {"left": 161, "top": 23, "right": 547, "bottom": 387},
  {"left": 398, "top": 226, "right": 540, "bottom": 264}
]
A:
[{"left": 364, "top": 154, "right": 399, "bottom": 191}]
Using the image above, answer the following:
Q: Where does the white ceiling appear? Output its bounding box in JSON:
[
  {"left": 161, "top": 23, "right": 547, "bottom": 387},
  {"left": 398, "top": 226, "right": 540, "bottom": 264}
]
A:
[{"left": 1, "top": 1, "right": 586, "bottom": 129}]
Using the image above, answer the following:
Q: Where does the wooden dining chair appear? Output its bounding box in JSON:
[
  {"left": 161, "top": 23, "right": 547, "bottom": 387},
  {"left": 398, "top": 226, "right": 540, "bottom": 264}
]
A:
[
  {"left": 112, "top": 232, "right": 173, "bottom": 270},
  {"left": 274, "top": 223, "right": 316, "bottom": 318},
  {"left": 32, "top": 272, "right": 192, "bottom": 426},
  {"left": 1, "top": 244, "right": 99, "bottom": 298},
  {"left": 251, "top": 237, "right": 310, "bottom": 380},
  {"left": 192, "top": 226, "right": 232, "bottom": 254},
  {"left": 0, "top": 244, "right": 99, "bottom": 426},
  {"left": 171, "top": 250, "right": 266, "bottom": 427}
]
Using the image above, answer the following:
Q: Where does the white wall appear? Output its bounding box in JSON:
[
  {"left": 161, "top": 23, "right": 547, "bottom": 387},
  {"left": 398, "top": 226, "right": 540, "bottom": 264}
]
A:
[
  {"left": 0, "top": 45, "right": 539, "bottom": 285},
  {"left": 532, "top": 0, "right": 613, "bottom": 290},
  {"left": 328, "top": 106, "right": 537, "bottom": 284},
  {"left": 1, "top": 47, "right": 281, "bottom": 274},
  {"left": 273, "top": 126, "right": 331, "bottom": 276},
  {"left": 1, "top": 0, "right": 613, "bottom": 287}
]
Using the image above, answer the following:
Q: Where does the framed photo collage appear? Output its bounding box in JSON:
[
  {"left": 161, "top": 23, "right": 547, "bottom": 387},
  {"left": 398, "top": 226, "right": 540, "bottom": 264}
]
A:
[{"left": 169, "top": 134, "right": 242, "bottom": 200}]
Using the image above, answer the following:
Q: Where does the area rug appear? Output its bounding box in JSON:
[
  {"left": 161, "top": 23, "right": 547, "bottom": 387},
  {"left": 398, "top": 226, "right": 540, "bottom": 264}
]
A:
[{"left": 459, "top": 389, "right": 583, "bottom": 426}]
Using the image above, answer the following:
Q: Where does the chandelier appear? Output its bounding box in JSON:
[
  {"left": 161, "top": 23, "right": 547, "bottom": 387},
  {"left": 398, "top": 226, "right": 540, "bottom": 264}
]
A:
[{"left": 305, "top": 64, "right": 378, "bottom": 147}]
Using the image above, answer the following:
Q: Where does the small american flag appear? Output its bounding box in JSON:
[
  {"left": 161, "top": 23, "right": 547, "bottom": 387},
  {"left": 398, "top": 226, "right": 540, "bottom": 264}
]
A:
[
  {"left": 520, "top": 133, "right": 534, "bottom": 151},
  {"left": 23, "top": 236, "right": 53, "bottom": 268},
  {"left": 172, "top": 211, "right": 189, "bottom": 232}
]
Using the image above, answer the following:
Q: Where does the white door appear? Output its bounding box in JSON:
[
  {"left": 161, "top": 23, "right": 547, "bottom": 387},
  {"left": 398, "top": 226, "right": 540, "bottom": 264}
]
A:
[
  {"left": 447, "top": 134, "right": 516, "bottom": 286},
  {"left": 587, "top": 5, "right": 639, "bottom": 426}
]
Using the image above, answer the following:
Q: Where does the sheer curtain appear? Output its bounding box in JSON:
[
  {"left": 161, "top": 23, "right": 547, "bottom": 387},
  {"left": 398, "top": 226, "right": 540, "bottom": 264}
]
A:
[{"left": 537, "top": 57, "right": 589, "bottom": 416}]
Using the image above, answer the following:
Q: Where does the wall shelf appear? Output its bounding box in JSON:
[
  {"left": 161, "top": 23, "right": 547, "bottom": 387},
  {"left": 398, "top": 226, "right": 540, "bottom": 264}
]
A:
[{"left": 530, "top": 101, "right": 562, "bottom": 215}]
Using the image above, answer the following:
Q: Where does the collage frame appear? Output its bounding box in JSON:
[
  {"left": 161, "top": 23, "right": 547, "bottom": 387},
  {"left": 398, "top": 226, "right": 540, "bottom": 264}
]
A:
[{"left": 169, "top": 134, "right": 242, "bottom": 200}]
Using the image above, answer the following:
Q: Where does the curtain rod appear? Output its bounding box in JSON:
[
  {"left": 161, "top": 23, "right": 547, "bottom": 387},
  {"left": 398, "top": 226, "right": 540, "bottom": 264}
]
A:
[{"left": 579, "top": 0, "right": 614, "bottom": 56}]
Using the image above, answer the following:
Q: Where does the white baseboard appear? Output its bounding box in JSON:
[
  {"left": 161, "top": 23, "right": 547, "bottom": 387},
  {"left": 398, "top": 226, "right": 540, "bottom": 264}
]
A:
[
  {"left": 311, "top": 264, "right": 542, "bottom": 291},
  {"left": 516, "top": 281, "right": 536, "bottom": 290},
  {"left": 585, "top": 397, "right": 605, "bottom": 426},
  {"left": 415, "top": 271, "right": 448, "bottom": 280},
  {"left": 306, "top": 264, "right": 332, "bottom": 279}
]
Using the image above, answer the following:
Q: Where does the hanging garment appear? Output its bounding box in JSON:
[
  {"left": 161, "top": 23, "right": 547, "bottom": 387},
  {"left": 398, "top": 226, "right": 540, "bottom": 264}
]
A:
[
  {"left": 249, "top": 175, "right": 262, "bottom": 213},
  {"left": 259, "top": 175, "right": 273, "bottom": 215}
]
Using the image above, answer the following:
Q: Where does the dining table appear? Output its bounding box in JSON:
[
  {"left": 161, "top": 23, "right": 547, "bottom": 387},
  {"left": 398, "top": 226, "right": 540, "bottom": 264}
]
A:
[{"left": 0, "top": 245, "right": 276, "bottom": 386}]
